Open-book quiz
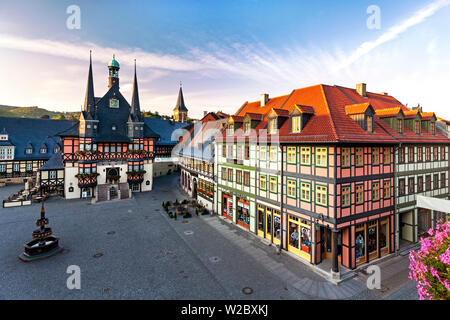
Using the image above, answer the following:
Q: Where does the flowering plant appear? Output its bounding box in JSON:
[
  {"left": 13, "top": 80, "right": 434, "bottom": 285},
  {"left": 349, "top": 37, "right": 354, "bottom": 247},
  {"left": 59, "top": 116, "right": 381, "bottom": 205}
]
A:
[{"left": 408, "top": 220, "right": 450, "bottom": 300}]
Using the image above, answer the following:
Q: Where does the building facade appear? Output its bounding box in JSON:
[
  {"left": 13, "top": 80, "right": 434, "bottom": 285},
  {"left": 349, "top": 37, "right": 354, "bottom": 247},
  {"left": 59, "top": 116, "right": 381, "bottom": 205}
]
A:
[
  {"left": 57, "top": 53, "right": 160, "bottom": 200},
  {"left": 178, "top": 112, "right": 228, "bottom": 210},
  {"left": 214, "top": 83, "right": 450, "bottom": 276}
]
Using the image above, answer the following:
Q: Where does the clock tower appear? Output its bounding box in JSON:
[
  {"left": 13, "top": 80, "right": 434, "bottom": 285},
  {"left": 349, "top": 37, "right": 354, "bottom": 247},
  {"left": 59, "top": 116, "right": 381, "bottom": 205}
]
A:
[{"left": 108, "top": 54, "right": 120, "bottom": 88}]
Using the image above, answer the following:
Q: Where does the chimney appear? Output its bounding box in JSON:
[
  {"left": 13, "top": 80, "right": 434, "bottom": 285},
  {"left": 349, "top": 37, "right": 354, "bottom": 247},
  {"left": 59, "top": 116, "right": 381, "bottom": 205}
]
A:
[
  {"left": 356, "top": 83, "right": 367, "bottom": 97},
  {"left": 261, "top": 93, "right": 269, "bottom": 106}
]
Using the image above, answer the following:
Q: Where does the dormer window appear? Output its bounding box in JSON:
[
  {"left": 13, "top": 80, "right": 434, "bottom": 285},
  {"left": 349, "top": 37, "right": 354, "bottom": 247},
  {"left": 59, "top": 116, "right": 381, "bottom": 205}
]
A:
[
  {"left": 227, "top": 123, "right": 234, "bottom": 135},
  {"left": 397, "top": 119, "right": 404, "bottom": 134},
  {"left": 291, "top": 116, "right": 301, "bottom": 133},
  {"left": 39, "top": 147, "right": 47, "bottom": 154},
  {"left": 268, "top": 118, "right": 277, "bottom": 134},
  {"left": 25, "top": 146, "right": 33, "bottom": 154},
  {"left": 243, "top": 121, "right": 250, "bottom": 134},
  {"left": 415, "top": 120, "right": 421, "bottom": 134},
  {"left": 366, "top": 115, "right": 373, "bottom": 133},
  {"left": 431, "top": 122, "right": 436, "bottom": 135}
]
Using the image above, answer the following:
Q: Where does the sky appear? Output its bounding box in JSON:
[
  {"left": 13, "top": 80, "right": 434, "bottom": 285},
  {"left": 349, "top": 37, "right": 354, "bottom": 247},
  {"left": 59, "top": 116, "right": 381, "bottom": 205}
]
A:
[{"left": 0, "top": 0, "right": 450, "bottom": 119}]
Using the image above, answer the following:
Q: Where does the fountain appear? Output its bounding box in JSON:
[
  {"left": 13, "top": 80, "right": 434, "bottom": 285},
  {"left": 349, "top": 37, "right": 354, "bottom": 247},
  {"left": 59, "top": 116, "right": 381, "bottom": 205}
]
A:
[{"left": 19, "top": 203, "right": 63, "bottom": 262}]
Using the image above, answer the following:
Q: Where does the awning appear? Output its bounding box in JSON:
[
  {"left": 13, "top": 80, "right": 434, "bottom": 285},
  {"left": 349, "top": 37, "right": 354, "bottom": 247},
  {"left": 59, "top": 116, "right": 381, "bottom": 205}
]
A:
[{"left": 416, "top": 195, "right": 450, "bottom": 214}]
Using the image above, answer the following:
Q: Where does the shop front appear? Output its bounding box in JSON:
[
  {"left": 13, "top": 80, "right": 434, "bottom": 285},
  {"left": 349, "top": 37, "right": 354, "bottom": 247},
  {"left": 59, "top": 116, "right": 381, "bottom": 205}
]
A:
[
  {"left": 257, "top": 204, "right": 281, "bottom": 245},
  {"left": 287, "top": 215, "right": 312, "bottom": 261},
  {"left": 222, "top": 193, "right": 233, "bottom": 221},
  {"left": 355, "top": 217, "right": 391, "bottom": 266},
  {"left": 237, "top": 198, "right": 250, "bottom": 230},
  {"left": 320, "top": 227, "right": 342, "bottom": 263}
]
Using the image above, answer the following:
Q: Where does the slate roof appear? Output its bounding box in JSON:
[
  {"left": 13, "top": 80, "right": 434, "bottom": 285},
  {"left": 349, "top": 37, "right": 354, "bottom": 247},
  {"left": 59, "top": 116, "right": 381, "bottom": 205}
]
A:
[
  {"left": 144, "top": 118, "right": 189, "bottom": 145},
  {"left": 0, "top": 117, "right": 74, "bottom": 161},
  {"left": 39, "top": 151, "right": 64, "bottom": 170}
]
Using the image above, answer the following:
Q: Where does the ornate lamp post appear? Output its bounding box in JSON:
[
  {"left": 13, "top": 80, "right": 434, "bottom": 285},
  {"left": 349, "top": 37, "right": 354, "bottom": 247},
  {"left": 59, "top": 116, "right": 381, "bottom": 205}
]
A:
[{"left": 19, "top": 203, "right": 63, "bottom": 262}]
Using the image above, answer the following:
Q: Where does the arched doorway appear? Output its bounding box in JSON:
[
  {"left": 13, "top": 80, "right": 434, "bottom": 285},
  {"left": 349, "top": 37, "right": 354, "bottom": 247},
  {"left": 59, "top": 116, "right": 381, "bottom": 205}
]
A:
[{"left": 107, "top": 168, "right": 119, "bottom": 184}]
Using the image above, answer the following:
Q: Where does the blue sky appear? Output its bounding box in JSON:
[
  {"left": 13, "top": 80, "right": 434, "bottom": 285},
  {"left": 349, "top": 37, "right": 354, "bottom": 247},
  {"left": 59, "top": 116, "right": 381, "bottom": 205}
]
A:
[{"left": 0, "top": 0, "right": 450, "bottom": 119}]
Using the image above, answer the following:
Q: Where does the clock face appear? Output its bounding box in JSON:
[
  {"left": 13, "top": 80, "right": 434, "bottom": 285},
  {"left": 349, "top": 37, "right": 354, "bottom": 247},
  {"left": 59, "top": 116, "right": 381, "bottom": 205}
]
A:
[{"left": 109, "top": 98, "right": 119, "bottom": 108}]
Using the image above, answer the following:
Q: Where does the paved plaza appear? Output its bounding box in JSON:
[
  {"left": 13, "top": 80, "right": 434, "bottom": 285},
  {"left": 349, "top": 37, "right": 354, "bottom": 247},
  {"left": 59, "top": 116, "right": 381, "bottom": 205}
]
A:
[{"left": 0, "top": 173, "right": 418, "bottom": 299}]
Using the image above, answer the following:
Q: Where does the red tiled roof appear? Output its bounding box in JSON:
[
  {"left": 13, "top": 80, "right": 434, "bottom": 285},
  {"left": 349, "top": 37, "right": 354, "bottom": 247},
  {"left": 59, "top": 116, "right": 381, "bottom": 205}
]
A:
[
  {"left": 235, "top": 94, "right": 291, "bottom": 121},
  {"left": 293, "top": 104, "right": 315, "bottom": 114},
  {"left": 421, "top": 112, "right": 435, "bottom": 120},
  {"left": 271, "top": 108, "right": 290, "bottom": 117},
  {"left": 230, "top": 115, "right": 244, "bottom": 122},
  {"left": 345, "top": 103, "right": 371, "bottom": 115}
]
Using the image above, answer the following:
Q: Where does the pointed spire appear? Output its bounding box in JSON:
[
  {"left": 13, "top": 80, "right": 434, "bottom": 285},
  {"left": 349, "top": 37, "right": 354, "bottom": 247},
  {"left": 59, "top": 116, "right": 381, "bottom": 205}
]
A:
[
  {"left": 174, "top": 83, "right": 188, "bottom": 112},
  {"left": 83, "top": 50, "right": 95, "bottom": 116},
  {"left": 130, "top": 59, "right": 141, "bottom": 121}
]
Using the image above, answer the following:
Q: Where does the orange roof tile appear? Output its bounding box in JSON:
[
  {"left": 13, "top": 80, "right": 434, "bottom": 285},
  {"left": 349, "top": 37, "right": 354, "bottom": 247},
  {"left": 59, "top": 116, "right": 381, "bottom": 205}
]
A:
[{"left": 345, "top": 103, "right": 371, "bottom": 115}]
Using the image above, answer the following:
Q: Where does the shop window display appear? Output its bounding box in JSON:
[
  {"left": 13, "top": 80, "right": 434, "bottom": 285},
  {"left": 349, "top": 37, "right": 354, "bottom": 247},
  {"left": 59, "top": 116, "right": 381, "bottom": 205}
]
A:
[
  {"left": 258, "top": 207, "right": 264, "bottom": 232},
  {"left": 367, "top": 224, "right": 378, "bottom": 255},
  {"left": 355, "top": 228, "right": 365, "bottom": 260},
  {"left": 237, "top": 201, "right": 250, "bottom": 227},
  {"left": 300, "top": 221, "right": 311, "bottom": 253},
  {"left": 274, "top": 215, "right": 281, "bottom": 240},
  {"left": 380, "top": 222, "right": 388, "bottom": 250},
  {"left": 289, "top": 222, "right": 299, "bottom": 249}
]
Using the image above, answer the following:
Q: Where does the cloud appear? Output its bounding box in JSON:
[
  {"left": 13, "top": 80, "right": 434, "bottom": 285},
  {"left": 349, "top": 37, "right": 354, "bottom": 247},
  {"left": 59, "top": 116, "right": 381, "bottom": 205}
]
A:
[{"left": 336, "top": 0, "right": 450, "bottom": 71}]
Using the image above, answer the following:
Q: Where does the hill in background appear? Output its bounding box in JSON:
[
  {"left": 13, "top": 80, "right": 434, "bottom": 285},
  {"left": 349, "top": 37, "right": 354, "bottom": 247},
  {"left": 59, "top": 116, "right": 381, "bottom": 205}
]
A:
[{"left": 0, "top": 105, "right": 79, "bottom": 119}]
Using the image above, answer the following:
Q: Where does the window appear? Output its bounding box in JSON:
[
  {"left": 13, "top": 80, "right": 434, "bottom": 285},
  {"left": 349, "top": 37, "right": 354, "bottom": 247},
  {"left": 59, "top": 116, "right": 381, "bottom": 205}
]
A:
[
  {"left": 222, "top": 144, "right": 226, "bottom": 157},
  {"left": 418, "top": 147, "right": 423, "bottom": 162},
  {"left": 39, "top": 147, "right": 47, "bottom": 154},
  {"left": 372, "top": 147, "right": 380, "bottom": 165},
  {"left": 0, "top": 164, "right": 5, "bottom": 172},
  {"left": 260, "top": 146, "right": 267, "bottom": 161},
  {"left": 383, "top": 147, "right": 390, "bottom": 164},
  {"left": 434, "top": 174, "right": 439, "bottom": 189},
  {"left": 300, "top": 182, "right": 311, "bottom": 202},
  {"left": 433, "top": 147, "right": 438, "bottom": 161},
  {"left": 426, "top": 175, "right": 431, "bottom": 191},
  {"left": 315, "top": 147, "right": 327, "bottom": 167},
  {"left": 356, "top": 148, "right": 364, "bottom": 167},
  {"left": 50, "top": 170, "right": 57, "bottom": 179},
  {"left": 13, "top": 163, "right": 20, "bottom": 172},
  {"left": 398, "top": 147, "right": 405, "bottom": 164},
  {"left": 418, "top": 176, "right": 424, "bottom": 193},
  {"left": 356, "top": 184, "right": 364, "bottom": 204},
  {"left": 372, "top": 182, "right": 380, "bottom": 200},
  {"left": 236, "top": 170, "right": 242, "bottom": 184},
  {"left": 383, "top": 180, "right": 391, "bottom": 199},
  {"left": 315, "top": 185, "right": 327, "bottom": 206},
  {"left": 270, "top": 146, "right": 277, "bottom": 162},
  {"left": 227, "top": 123, "right": 234, "bottom": 135},
  {"left": 269, "top": 118, "right": 277, "bottom": 134},
  {"left": 425, "top": 147, "right": 431, "bottom": 162},
  {"left": 441, "top": 173, "right": 446, "bottom": 188},
  {"left": 227, "top": 145, "right": 233, "bottom": 158},
  {"left": 415, "top": 120, "right": 421, "bottom": 134},
  {"left": 236, "top": 145, "right": 243, "bottom": 159},
  {"left": 292, "top": 116, "right": 301, "bottom": 133},
  {"left": 301, "top": 147, "right": 311, "bottom": 165},
  {"left": 221, "top": 167, "right": 227, "bottom": 180},
  {"left": 398, "top": 179, "right": 405, "bottom": 196},
  {"left": 243, "top": 121, "right": 250, "bottom": 134},
  {"left": 441, "top": 146, "right": 446, "bottom": 161},
  {"left": 342, "top": 148, "right": 351, "bottom": 167},
  {"left": 243, "top": 172, "right": 250, "bottom": 186},
  {"left": 269, "top": 176, "right": 277, "bottom": 193},
  {"left": 228, "top": 169, "right": 233, "bottom": 182},
  {"left": 431, "top": 122, "right": 436, "bottom": 135},
  {"left": 25, "top": 147, "right": 32, "bottom": 154},
  {"left": 408, "top": 177, "right": 415, "bottom": 194},
  {"left": 26, "top": 163, "right": 32, "bottom": 171},
  {"left": 397, "top": 119, "right": 404, "bottom": 133},
  {"left": 287, "top": 179, "right": 296, "bottom": 198},
  {"left": 287, "top": 147, "right": 296, "bottom": 164},
  {"left": 260, "top": 175, "right": 267, "bottom": 190},
  {"left": 244, "top": 145, "right": 250, "bottom": 160},
  {"left": 341, "top": 186, "right": 351, "bottom": 207},
  {"left": 366, "top": 115, "right": 373, "bottom": 133},
  {"left": 408, "top": 147, "right": 414, "bottom": 163}
]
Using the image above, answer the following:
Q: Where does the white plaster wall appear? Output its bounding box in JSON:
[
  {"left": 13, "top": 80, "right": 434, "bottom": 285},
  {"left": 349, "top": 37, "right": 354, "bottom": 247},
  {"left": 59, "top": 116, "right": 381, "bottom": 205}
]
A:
[
  {"left": 64, "top": 166, "right": 80, "bottom": 199},
  {"left": 141, "top": 163, "right": 153, "bottom": 191}
]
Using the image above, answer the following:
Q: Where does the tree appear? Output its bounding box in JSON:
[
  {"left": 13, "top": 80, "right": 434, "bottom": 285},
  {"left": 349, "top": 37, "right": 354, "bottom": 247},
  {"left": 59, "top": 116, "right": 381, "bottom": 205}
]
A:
[{"left": 408, "top": 220, "right": 450, "bottom": 300}]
